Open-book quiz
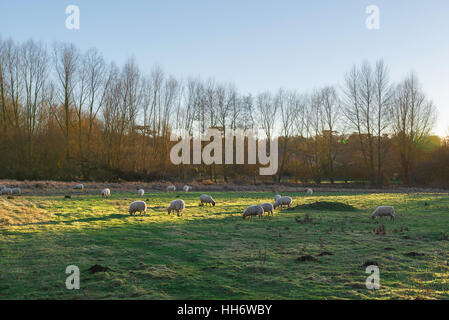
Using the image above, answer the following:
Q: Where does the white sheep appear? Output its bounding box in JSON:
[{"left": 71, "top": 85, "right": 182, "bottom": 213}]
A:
[
  {"left": 200, "top": 194, "right": 215, "bottom": 206},
  {"left": 371, "top": 206, "right": 395, "bottom": 220},
  {"left": 101, "top": 188, "right": 111, "bottom": 197},
  {"left": 306, "top": 188, "right": 313, "bottom": 196},
  {"left": 11, "top": 187, "right": 21, "bottom": 195},
  {"left": 183, "top": 185, "right": 191, "bottom": 192},
  {"left": 167, "top": 199, "right": 185, "bottom": 216},
  {"left": 242, "top": 205, "right": 264, "bottom": 219},
  {"left": 138, "top": 189, "right": 145, "bottom": 197},
  {"left": 73, "top": 184, "right": 84, "bottom": 191},
  {"left": 273, "top": 196, "right": 293, "bottom": 209},
  {"left": 0, "top": 185, "right": 5, "bottom": 190},
  {"left": 1, "top": 187, "right": 12, "bottom": 195},
  {"left": 274, "top": 194, "right": 281, "bottom": 202},
  {"left": 129, "top": 201, "right": 147, "bottom": 216},
  {"left": 260, "top": 203, "right": 274, "bottom": 216},
  {"left": 167, "top": 185, "right": 176, "bottom": 192}
]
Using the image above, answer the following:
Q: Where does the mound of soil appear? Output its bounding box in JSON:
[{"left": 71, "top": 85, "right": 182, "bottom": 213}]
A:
[
  {"left": 405, "top": 252, "right": 425, "bottom": 257},
  {"left": 296, "top": 255, "right": 319, "bottom": 263},
  {"left": 88, "top": 264, "right": 111, "bottom": 273},
  {"left": 294, "top": 201, "right": 357, "bottom": 212},
  {"left": 317, "top": 251, "right": 334, "bottom": 256},
  {"left": 362, "top": 260, "right": 378, "bottom": 267}
]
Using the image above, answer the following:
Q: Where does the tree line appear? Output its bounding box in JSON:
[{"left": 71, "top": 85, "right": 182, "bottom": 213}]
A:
[{"left": 0, "top": 35, "right": 447, "bottom": 187}]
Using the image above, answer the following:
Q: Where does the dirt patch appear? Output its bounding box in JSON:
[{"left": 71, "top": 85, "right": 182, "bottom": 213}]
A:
[
  {"left": 295, "top": 214, "right": 313, "bottom": 224},
  {"left": 362, "top": 260, "right": 378, "bottom": 267},
  {"left": 294, "top": 201, "right": 357, "bottom": 212},
  {"left": 88, "top": 264, "right": 111, "bottom": 273},
  {"left": 296, "top": 255, "right": 319, "bottom": 263},
  {"left": 317, "top": 251, "right": 334, "bottom": 256},
  {"left": 405, "top": 252, "right": 425, "bottom": 257}
]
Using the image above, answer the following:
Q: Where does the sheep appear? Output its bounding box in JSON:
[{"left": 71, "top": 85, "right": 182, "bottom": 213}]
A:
[
  {"left": 242, "top": 205, "right": 264, "bottom": 219},
  {"left": 200, "top": 194, "right": 215, "bottom": 206},
  {"left": 260, "top": 202, "right": 274, "bottom": 216},
  {"left": 73, "top": 184, "right": 84, "bottom": 191},
  {"left": 11, "top": 187, "right": 21, "bottom": 195},
  {"left": 167, "top": 185, "right": 176, "bottom": 192},
  {"left": 273, "top": 196, "right": 293, "bottom": 209},
  {"left": 371, "top": 206, "right": 395, "bottom": 221},
  {"left": 1, "top": 187, "right": 12, "bottom": 195},
  {"left": 306, "top": 188, "right": 313, "bottom": 196},
  {"left": 0, "top": 185, "right": 5, "bottom": 190},
  {"left": 138, "top": 189, "right": 145, "bottom": 197},
  {"left": 101, "top": 188, "right": 111, "bottom": 197},
  {"left": 183, "top": 185, "right": 191, "bottom": 192},
  {"left": 129, "top": 201, "right": 147, "bottom": 216},
  {"left": 274, "top": 194, "right": 281, "bottom": 202},
  {"left": 167, "top": 199, "right": 185, "bottom": 216}
]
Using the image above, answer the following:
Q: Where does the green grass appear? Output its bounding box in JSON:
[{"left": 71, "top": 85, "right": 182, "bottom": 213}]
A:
[{"left": 0, "top": 191, "right": 448, "bottom": 299}]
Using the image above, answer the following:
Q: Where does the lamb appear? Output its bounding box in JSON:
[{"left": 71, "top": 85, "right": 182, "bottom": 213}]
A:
[
  {"left": 306, "top": 188, "right": 313, "bottom": 196},
  {"left": 273, "top": 196, "right": 293, "bottom": 209},
  {"left": 167, "top": 199, "right": 185, "bottom": 216},
  {"left": 138, "top": 189, "right": 145, "bottom": 197},
  {"left": 1, "top": 187, "right": 12, "bottom": 195},
  {"left": 101, "top": 188, "right": 111, "bottom": 197},
  {"left": 73, "top": 184, "right": 84, "bottom": 191},
  {"left": 129, "top": 201, "right": 147, "bottom": 216},
  {"left": 183, "top": 185, "right": 191, "bottom": 192},
  {"left": 200, "top": 194, "right": 215, "bottom": 206},
  {"left": 11, "top": 187, "right": 21, "bottom": 195},
  {"left": 242, "top": 205, "right": 264, "bottom": 219},
  {"left": 274, "top": 194, "right": 281, "bottom": 202},
  {"left": 260, "top": 202, "right": 274, "bottom": 216},
  {"left": 371, "top": 206, "right": 395, "bottom": 220},
  {"left": 166, "top": 185, "right": 176, "bottom": 192}
]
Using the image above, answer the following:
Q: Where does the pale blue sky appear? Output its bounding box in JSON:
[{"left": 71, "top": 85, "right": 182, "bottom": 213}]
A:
[{"left": 1, "top": 0, "right": 448, "bottom": 135}]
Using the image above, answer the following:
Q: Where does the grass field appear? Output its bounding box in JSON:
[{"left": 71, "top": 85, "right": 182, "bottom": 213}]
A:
[{"left": 0, "top": 191, "right": 448, "bottom": 299}]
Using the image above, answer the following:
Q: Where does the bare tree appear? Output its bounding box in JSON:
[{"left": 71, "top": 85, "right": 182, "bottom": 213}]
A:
[
  {"left": 53, "top": 42, "right": 79, "bottom": 174},
  {"left": 21, "top": 40, "right": 48, "bottom": 166},
  {"left": 392, "top": 73, "right": 437, "bottom": 184}
]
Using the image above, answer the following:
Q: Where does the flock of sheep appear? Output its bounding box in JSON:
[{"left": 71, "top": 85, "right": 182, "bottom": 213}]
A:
[
  {"left": 0, "top": 185, "right": 21, "bottom": 195},
  {"left": 1, "top": 183, "right": 396, "bottom": 220}
]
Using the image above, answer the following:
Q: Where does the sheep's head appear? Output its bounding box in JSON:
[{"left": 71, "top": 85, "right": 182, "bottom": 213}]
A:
[{"left": 212, "top": 201, "right": 215, "bottom": 206}]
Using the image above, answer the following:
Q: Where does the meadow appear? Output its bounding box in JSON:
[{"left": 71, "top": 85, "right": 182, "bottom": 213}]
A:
[{"left": 0, "top": 190, "right": 448, "bottom": 299}]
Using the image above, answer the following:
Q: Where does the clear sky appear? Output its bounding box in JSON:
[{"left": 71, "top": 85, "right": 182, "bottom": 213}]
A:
[{"left": 1, "top": 0, "right": 448, "bottom": 135}]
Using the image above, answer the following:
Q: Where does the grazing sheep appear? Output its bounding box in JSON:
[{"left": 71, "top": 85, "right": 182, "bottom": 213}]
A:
[
  {"left": 167, "top": 185, "right": 176, "bottom": 192},
  {"left": 1, "top": 187, "right": 12, "bottom": 195},
  {"left": 371, "top": 206, "right": 395, "bottom": 220},
  {"left": 242, "top": 205, "right": 264, "bottom": 219},
  {"left": 167, "top": 199, "right": 185, "bottom": 216},
  {"left": 129, "top": 201, "right": 147, "bottom": 216},
  {"left": 101, "top": 188, "right": 111, "bottom": 197},
  {"left": 200, "top": 194, "right": 215, "bottom": 206},
  {"left": 183, "top": 185, "right": 191, "bottom": 192},
  {"left": 11, "top": 187, "right": 21, "bottom": 195},
  {"left": 273, "top": 196, "right": 293, "bottom": 209},
  {"left": 306, "top": 188, "right": 313, "bottom": 196},
  {"left": 73, "top": 184, "right": 84, "bottom": 191},
  {"left": 138, "top": 189, "right": 145, "bottom": 197},
  {"left": 260, "top": 202, "right": 274, "bottom": 216},
  {"left": 0, "top": 185, "right": 5, "bottom": 190}
]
